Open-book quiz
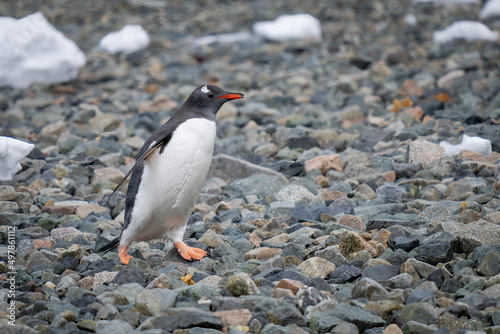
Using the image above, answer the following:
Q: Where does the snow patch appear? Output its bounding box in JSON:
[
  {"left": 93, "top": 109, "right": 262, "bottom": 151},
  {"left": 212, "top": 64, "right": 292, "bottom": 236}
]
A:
[
  {"left": 404, "top": 13, "right": 417, "bottom": 26},
  {"left": 433, "top": 20, "right": 498, "bottom": 44},
  {"left": 440, "top": 134, "right": 492, "bottom": 156},
  {"left": 0, "top": 137, "right": 34, "bottom": 181},
  {"left": 253, "top": 14, "right": 321, "bottom": 42},
  {"left": 480, "top": 0, "right": 500, "bottom": 20},
  {"left": 100, "top": 25, "right": 150, "bottom": 54},
  {"left": 0, "top": 12, "right": 86, "bottom": 88}
]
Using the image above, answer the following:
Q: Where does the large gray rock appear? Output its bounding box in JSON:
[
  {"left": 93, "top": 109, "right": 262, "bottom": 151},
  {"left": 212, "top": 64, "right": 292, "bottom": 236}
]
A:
[
  {"left": 418, "top": 204, "right": 454, "bottom": 222},
  {"left": 477, "top": 250, "right": 500, "bottom": 276},
  {"left": 315, "top": 302, "right": 385, "bottom": 331},
  {"left": 152, "top": 308, "right": 223, "bottom": 332},
  {"left": 276, "top": 184, "right": 318, "bottom": 204},
  {"left": 407, "top": 258, "right": 440, "bottom": 278},
  {"left": 135, "top": 288, "right": 177, "bottom": 315},
  {"left": 308, "top": 312, "right": 359, "bottom": 333},
  {"left": 315, "top": 246, "right": 347, "bottom": 267},
  {"left": 96, "top": 319, "right": 135, "bottom": 334},
  {"left": 351, "top": 277, "right": 388, "bottom": 300},
  {"left": 410, "top": 241, "right": 454, "bottom": 266},
  {"left": 0, "top": 324, "right": 39, "bottom": 334},
  {"left": 231, "top": 173, "right": 288, "bottom": 198},
  {"left": 209, "top": 154, "right": 287, "bottom": 184},
  {"left": 361, "top": 265, "right": 400, "bottom": 282},
  {"left": 397, "top": 303, "right": 438, "bottom": 326},
  {"left": 441, "top": 220, "right": 500, "bottom": 246}
]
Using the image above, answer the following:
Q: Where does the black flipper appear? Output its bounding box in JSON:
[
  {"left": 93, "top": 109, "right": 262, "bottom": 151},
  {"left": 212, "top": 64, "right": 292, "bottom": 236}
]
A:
[{"left": 113, "top": 139, "right": 166, "bottom": 194}]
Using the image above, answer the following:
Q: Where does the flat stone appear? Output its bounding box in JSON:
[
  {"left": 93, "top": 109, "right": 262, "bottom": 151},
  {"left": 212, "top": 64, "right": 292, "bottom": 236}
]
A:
[
  {"left": 315, "top": 246, "right": 347, "bottom": 267},
  {"left": 362, "top": 265, "right": 400, "bottom": 282},
  {"left": 95, "top": 319, "right": 135, "bottom": 334},
  {"left": 393, "top": 236, "right": 420, "bottom": 252},
  {"left": 231, "top": 173, "right": 288, "bottom": 197},
  {"left": 0, "top": 201, "right": 18, "bottom": 213},
  {"left": 50, "top": 226, "right": 83, "bottom": 241},
  {"left": 75, "top": 203, "right": 108, "bottom": 219},
  {"left": 276, "top": 184, "right": 317, "bottom": 204},
  {"left": 265, "top": 232, "right": 290, "bottom": 244},
  {"left": 418, "top": 204, "right": 453, "bottom": 221},
  {"left": 388, "top": 273, "right": 415, "bottom": 289},
  {"left": 400, "top": 320, "right": 437, "bottom": 334},
  {"left": 152, "top": 309, "right": 223, "bottom": 332},
  {"left": 484, "top": 211, "right": 500, "bottom": 224},
  {"left": 244, "top": 247, "right": 282, "bottom": 260},
  {"left": 410, "top": 241, "right": 454, "bottom": 266},
  {"left": 89, "top": 113, "right": 120, "bottom": 133},
  {"left": 135, "top": 288, "right": 177, "bottom": 315},
  {"left": 329, "top": 264, "right": 362, "bottom": 284},
  {"left": 407, "top": 258, "right": 439, "bottom": 278},
  {"left": 297, "top": 257, "right": 336, "bottom": 279},
  {"left": 305, "top": 153, "right": 344, "bottom": 174},
  {"left": 351, "top": 277, "right": 388, "bottom": 300},
  {"left": 409, "top": 139, "right": 445, "bottom": 167},
  {"left": 199, "top": 229, "right": 225, "bottom": 248},
  {"left": 274, "top": 278, "right": 306, "bottom": 295},
  {"left": 214, "top": 309, "right": 253, "bottom": 330},
  {"left": 325, "top": 302, "right": 385, "bottom": 331},
  {"left": 445, "top": 179, "right": 474, "bottom": 201},
  {"left": 441, "top": 220, "right": 500, "bottom": 246},
  {"left": 43, "top": 205, "right": 76, "bottom": 215},
  {"left": 397, "top": 303, "right": 438, "bottom": 325},
  {"left": 337, "top": 214, "right": 365, "bottom": 231}
]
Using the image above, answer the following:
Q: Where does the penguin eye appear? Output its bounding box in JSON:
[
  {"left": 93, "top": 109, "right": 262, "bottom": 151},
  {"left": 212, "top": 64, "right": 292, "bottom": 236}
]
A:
[{"left": 207, "top": 93, "right": 214, "bottom": 98}]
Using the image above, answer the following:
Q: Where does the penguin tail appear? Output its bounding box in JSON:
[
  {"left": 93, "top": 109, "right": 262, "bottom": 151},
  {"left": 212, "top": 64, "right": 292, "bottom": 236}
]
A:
[{"left": 95, "top": 237, "right": 120, "bottom": 253}]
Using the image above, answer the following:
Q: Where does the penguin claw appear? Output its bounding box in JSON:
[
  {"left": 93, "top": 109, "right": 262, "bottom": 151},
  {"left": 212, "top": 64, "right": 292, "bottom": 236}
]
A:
[
  {"left": 174, "top": 241, "right": 207, "bottom": 261},
  {"left": 118, "top": 246, "right": 133, "bottom": 265}
]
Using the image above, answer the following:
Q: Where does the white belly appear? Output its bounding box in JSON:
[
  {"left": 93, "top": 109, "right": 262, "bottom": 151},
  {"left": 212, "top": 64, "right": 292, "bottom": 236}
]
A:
[{"left": 121, "top": 118, "right": 216, "bottom": 244}]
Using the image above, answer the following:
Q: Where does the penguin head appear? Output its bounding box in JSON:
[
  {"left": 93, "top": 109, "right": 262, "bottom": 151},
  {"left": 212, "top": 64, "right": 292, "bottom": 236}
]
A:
[{"left": 184, "top": 85, "right": 244, "bottom": 118}]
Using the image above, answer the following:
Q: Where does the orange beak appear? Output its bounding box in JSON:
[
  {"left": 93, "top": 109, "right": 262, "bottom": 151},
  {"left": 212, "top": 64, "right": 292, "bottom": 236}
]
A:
[{"left": 217, "top": 93, "right": 244, "bottom": 100}]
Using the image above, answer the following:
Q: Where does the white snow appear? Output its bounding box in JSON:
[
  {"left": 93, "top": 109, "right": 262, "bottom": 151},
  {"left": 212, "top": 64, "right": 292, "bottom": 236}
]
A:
[
  {"left": 404, "top": 13, "right": 417, "bottom": 26},
  {"left": 433, "top": 20, "right": 498, "bottom": 44},
  {"left": 480, "top": 0, "right": 500, "bottom": 20},
  {"left": 0, "top": 137, "right": 34, "bottom": 181},
  {"left": 440, "top": 134, "right": 492, "bottom": 156},
  {"left": 0, "top": 12, "right": 86, "bottom": 88},
  {"left": 253, "top": 14, "right": 322, "bottom": 42},
  {"left": 100, "top": 24, "right": 150, "bottom": 54}
]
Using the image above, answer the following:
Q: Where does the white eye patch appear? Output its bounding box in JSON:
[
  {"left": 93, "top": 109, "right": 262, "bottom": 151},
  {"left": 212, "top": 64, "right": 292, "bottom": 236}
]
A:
[{"left": 200, "top": 85, "right": 210, "bottom": 94}]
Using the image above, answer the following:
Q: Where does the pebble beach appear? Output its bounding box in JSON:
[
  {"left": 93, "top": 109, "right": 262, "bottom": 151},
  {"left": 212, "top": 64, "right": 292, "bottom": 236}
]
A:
[{"left": 1, "top": 1, "right": 500, "bottom": 334}]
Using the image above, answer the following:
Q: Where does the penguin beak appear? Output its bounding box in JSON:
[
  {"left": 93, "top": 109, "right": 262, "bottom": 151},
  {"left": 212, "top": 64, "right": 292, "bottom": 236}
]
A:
[{"left": 217, "top": 93, "right": 244, "bottom": 100}]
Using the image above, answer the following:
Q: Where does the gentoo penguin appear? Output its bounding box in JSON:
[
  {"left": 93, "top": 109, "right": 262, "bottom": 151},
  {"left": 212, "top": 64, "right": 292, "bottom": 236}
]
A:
[{"left": 97, "top": 85, "right": 244, "bottom": 264}]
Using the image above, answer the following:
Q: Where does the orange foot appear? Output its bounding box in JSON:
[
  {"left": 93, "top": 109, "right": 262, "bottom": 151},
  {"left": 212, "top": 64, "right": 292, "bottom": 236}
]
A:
[
  {"left": 118, "top": 245, "right": 133, "bottom": 265},
  {"left": 174, "top": 241, "right": 207, "bottom": 261}
]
